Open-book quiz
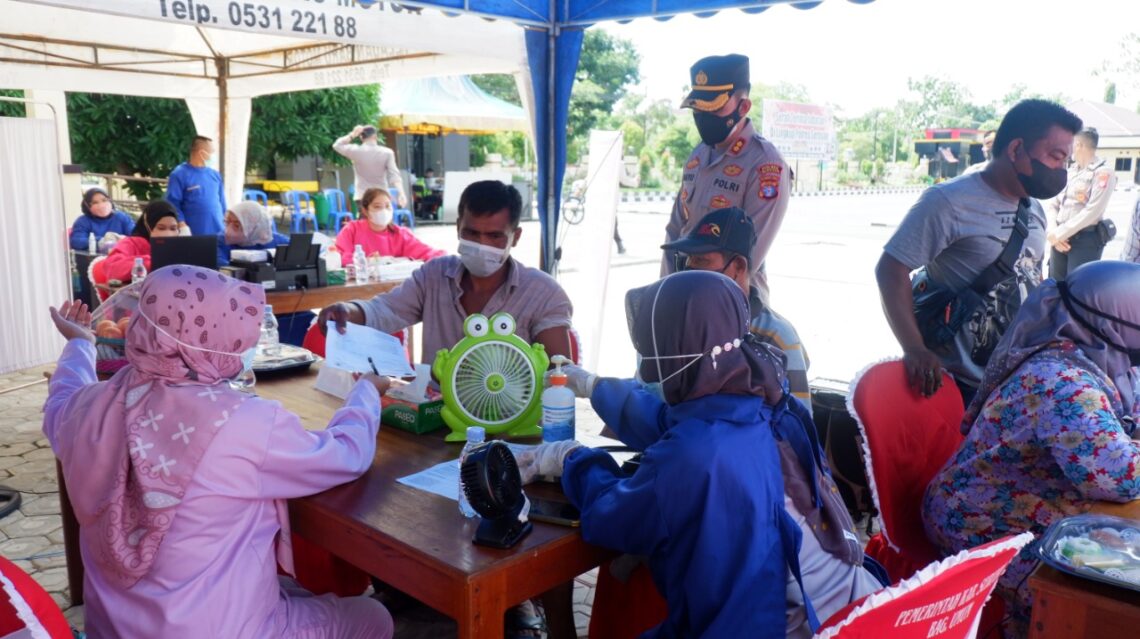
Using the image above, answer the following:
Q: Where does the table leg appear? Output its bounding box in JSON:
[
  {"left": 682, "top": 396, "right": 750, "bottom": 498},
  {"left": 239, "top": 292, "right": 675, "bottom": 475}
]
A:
[
  {"left": 541, "top": 581, "right": 575, "bottom": 639},
  {"left": 57, "top": 461, "right": 83, "bottom": 606},
  {"left": 457, "top": 580, "right": 506, "bottom": 639}
]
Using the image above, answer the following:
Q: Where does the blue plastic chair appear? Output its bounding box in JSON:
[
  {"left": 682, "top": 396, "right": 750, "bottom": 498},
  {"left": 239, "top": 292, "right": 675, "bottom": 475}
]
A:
[
  {"left": 324, "top": 188, "right": 354, "bottom": 232},
  {"left": 242, "top": 189, "right": 268, "bottom": 206},
  {"left": 388, "top": 187, "right": 414, "bottom": 229},
  {"left": 283, "top": 190, "right": 317, "bottom": 233}
]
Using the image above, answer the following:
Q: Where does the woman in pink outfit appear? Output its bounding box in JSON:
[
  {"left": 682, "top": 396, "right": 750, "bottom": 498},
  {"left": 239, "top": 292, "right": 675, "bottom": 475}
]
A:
[
  {"left": 335, "top": 187, "right": 446, "bottom": 261},
  {"left": 44, "top": 265, "right": 394, "bottom": 639}
]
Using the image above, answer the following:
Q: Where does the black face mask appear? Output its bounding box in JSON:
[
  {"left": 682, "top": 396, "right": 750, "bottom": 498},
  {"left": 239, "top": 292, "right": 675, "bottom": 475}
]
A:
[
  {"left": 1016, "top": 157, "right": 1067, "bottom": 199},
  {"left": 693, "top": 110, "right": 738, "bottom": 146}
]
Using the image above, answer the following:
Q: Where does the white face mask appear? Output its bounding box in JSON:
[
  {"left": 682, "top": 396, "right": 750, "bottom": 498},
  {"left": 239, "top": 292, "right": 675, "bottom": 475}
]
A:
[
  {"left": 89, "top": 201, "right": 113, "bottom": 218},
  {"left": 367, "top": 206, "right": 393, "bottom": 228},
  {"left": 458, "top": 239, "right": 510, "bottom": 277}
]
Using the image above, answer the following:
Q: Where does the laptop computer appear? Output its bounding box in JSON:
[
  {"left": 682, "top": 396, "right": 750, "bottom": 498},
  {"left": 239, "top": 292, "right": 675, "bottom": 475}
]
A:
[{"left": 150, "top": 235, "right": 219, "bottom": 271}]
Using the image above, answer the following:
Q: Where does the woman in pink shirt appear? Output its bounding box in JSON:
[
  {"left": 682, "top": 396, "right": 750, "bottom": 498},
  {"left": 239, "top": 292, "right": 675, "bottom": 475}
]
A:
[
  {"left": 335, "top": 188, "right": 446, "bottom": 261},
  {"left": 44, "top": 266, "right": 393, "bottom": 639}
]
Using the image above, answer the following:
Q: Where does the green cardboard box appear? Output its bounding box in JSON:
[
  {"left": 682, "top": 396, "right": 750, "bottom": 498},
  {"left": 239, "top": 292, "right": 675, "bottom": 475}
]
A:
[{"left": 381, "top": 382, "right": 445, "bottom": 434}]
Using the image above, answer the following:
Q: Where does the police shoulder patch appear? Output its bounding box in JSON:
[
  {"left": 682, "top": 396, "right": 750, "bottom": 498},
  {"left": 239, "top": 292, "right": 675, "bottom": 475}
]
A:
[
  {"left": 757, "top": 163, "right": 782, "bottom": 200},
  {"left": 1097, "top": 171, "right": 1111, "bottom": 189},
  {"left": 686, "top": 157, "right": 700, "bottom": 170}
]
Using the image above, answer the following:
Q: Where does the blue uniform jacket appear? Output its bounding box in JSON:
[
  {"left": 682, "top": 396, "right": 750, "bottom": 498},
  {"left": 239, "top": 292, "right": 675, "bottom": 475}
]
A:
[
  {"left": 217, "top": 232, "right": 290, "bottom": 267},
  {"left": 562, "top": 384, "right": 796, "bottom": 638},
  {"left": 166, "top": 163, "right": 226, "bottom": 237},
  {"left": 69, "top": 211, "right": 134, "bottom": 250}
]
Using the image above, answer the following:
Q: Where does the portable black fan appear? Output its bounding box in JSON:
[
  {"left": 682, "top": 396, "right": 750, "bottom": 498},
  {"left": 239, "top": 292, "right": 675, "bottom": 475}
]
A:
[{"left": 459, "top": 441, "right": 533, "bottom": 548}]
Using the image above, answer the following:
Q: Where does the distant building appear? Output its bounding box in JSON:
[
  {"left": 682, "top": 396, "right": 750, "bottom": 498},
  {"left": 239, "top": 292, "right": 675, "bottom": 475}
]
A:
[
  {"left": 1066, "top": 101, "right": 1140, "bottom": 185},
  {"left": 913, "top": 128, "right": 983, "bottom": 180}
]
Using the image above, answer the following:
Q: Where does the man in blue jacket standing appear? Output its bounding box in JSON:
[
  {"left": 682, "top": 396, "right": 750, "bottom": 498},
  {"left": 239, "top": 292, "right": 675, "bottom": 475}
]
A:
[{"left": 166, "top": 135, "right": 226, "bottom": 237}]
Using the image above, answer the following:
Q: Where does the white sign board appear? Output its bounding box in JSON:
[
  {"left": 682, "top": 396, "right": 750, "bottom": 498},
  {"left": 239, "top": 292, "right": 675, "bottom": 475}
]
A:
[{"left": 761, "top": 99, "right": 837, "bottom": 161}]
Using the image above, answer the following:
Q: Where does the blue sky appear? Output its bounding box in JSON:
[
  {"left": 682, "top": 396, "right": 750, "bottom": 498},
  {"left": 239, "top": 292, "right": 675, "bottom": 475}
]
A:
[{"left": 600, "top": 0, "right": 1137, "bottom": 115}]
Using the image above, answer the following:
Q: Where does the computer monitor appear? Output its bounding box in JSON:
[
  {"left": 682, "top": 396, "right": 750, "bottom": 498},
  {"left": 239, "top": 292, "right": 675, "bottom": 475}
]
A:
[{"left": 150, "top": 235, "right": 219, "bottom": 272}]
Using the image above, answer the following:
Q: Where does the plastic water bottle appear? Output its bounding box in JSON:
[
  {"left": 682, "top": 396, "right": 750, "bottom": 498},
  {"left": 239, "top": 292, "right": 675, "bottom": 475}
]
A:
[
  {"left": 130, "top": 257, "right": 147, "bottom": 283},
  {"left": 259, "top": 305, "right": 280, "bottom": 356},
  {"left": 87, "top": 232, "right": 96, "bottom": 254},
  {"left": 352, "top": 244, "right": 368, "bottom": 285},
  {"left": 458, "top": 426, "right": 485, "bottom": 518},
  {"left": 541, "top": 358, "right": 576, "bottom": 442}
]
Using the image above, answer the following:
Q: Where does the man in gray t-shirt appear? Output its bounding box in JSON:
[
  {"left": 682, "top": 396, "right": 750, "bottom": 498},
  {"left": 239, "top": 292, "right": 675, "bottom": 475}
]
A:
[
  {"left": 883, "top": 173, "right": 1047, "bottom": 390},
  {"left": 876, "top": 99, "right": 1081, "bottom": 402}
]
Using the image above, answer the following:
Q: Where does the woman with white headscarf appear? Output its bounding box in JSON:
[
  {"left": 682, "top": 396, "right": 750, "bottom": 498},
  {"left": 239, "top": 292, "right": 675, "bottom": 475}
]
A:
[
  {"left": 218, "top": 201, "right": 289, "bottom": 267},
  {"left": 923, "top": 260, "right": 1140, "bottom": 636}
]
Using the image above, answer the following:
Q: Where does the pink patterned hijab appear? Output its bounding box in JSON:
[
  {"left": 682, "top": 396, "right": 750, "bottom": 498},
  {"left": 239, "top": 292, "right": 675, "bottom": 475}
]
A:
[{"left": 59, "top": 266, "right": 283, "bottom": 589}]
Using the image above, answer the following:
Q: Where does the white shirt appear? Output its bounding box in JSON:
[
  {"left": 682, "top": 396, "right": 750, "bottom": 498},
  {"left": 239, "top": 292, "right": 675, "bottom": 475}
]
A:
[{"left": 332, "top": 136, "right": 405, "bottom": 200}]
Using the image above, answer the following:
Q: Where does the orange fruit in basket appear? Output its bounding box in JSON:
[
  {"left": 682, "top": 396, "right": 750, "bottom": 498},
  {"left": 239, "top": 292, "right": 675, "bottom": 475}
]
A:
[
  {"left": 96, "top": 319, "right": 116, "bottom": 333},
  {"left": 117, "top": 317, "right": 131, "bottom": 334},
  {"left": 103, "top": 326, "right": 124, "bottom": 340}
]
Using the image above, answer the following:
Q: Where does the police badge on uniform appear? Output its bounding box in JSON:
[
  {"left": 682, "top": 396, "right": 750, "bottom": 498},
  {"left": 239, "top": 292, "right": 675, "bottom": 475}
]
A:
[{"left": 758, "top": 163, "right": 782, "bottom": 200}]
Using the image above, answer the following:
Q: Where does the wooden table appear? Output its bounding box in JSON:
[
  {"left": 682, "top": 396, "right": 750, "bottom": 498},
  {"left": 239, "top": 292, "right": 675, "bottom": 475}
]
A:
[
  {"left": 56, "top": 367, "right": 614, "bottom": 637},
  {"left": 1028, "top": 500, "right": 1140, "bottom": 639},
  {"left": 264, "top": 279, "right": 398, "bottom": 314},
  {"left": 259, "top": 369, "right": 614, "bottom": 638}
]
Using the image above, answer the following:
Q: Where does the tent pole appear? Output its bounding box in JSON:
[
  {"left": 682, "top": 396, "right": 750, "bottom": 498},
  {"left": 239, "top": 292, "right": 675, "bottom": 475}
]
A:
[
  {"left": 545, "top": 16, "right": 557, "bottom": 274},
  {"left": 216, "top": 56, "right": 228, "bottom": 178}
]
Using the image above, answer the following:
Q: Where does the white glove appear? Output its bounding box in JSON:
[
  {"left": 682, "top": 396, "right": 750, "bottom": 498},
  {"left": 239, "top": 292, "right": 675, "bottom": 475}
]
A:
[
  {"left": 544, "top": 362, "right": 597, "bottom": 399},
  {"left": 514, "top": 440, "right": 583, "bottom": 484},
  {"left": 563, "top": 364, "right": 598, "bottom": 399}
]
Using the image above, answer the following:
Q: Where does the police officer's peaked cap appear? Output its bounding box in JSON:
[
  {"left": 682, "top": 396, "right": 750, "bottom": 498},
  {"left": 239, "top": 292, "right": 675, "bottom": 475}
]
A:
[
  {"left": 661, "top": 207, "right": 755, "bottom": 260},
  {"left": 681, "top": 54, "right": 750, "bottom": 113}
]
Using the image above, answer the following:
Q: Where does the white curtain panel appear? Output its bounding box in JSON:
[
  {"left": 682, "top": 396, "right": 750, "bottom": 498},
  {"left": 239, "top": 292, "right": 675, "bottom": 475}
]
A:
[{"left": 0, "top": 116, "right": 67, "bottom": 373}]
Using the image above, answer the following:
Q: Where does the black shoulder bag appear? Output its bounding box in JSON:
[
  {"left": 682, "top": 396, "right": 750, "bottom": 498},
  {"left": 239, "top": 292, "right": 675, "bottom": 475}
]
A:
[{"left": 911, "top": 198, "right": 1031, "bottom": 365}]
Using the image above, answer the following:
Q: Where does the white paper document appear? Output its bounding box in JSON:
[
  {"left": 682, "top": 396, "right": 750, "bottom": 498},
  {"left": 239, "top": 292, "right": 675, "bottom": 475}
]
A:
[
  {"left": 396, "top": 442, "right": 535, "bottom": 501},
  {"left": 324, "top": 321, "right": 414, "bottom": 377}
]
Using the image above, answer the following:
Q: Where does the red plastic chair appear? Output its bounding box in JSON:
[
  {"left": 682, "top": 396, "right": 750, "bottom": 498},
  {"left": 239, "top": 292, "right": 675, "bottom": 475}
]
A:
[
  {"left": 0, "top": 555, "right": 73, "bottom": 638},
  {"left": 815, "top": 533, "right": 1032, "bottom": 639},
  {"left": 847, "top": 360, "right": 964, "bottom": 581}
]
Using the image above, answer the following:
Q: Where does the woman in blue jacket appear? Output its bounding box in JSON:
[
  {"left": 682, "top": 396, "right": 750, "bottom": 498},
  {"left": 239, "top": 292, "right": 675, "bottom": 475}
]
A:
[
  {"left": 69, "top": 188, "right": 134, "bottom": 251},
  {"left": 518, "top": 271, "right": 810, "bottom": 639},
  {"left": 217, "top": 200, "right": 289, "bottom": 266}
]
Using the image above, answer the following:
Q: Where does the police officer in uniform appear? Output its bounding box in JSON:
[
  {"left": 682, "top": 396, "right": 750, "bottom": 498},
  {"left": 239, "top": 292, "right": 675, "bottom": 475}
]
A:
[
  {"left": 1047, "top": 127, "right": 1117, "bottom": 279},
  {"left": 662, "top": 54, "right": 791, "bottom": 303}
]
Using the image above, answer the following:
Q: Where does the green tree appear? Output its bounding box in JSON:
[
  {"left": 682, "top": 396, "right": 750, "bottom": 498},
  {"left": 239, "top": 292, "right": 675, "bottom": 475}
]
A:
[
  {"left": 67, "top": 93, "right": 196, "bottom": 199},
  {"left": 0, "top": 89, "right": 24, "bottom": 118},
  {"left": 1105, "top": 81, "right": 1117, "bottom": 104},
  {"left": 64, "top": 86, "right": 380, "bottom": 200},
  {"left": 566, "top": 30, "right": 640, "bottom": 163},
  {"left": 1097, "top": 33, "right": 1140, "bottom": 99},
  {"left": 247, "top": 85, "right": 380, "bottom": 171}
]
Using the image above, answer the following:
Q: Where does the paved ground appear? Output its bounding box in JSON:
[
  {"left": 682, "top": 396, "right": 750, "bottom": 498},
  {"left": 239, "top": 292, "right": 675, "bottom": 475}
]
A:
[{"left": 5, "top": 188, "right": 1135, "bottom": 636}]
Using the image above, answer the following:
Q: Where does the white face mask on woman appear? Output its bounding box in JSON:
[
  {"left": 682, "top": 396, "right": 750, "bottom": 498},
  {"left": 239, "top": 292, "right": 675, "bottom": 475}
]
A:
[
  {"left": 457, "top": 239, "right": 510, "bottom": 277},
  {"left": 367, "top": 206, "right": 393, "bottom": 228}
]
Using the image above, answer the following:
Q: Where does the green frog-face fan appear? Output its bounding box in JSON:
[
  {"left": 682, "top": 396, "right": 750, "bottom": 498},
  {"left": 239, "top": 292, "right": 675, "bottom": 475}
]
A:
[{"left": 433, "top": 313, "right": 548, "bottom": 442}]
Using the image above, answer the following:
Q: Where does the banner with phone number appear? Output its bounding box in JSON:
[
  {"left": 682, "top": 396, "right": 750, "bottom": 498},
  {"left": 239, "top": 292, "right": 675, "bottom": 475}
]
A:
[{"left": 19, "top": 0, "right": 416, "bottom": 47}]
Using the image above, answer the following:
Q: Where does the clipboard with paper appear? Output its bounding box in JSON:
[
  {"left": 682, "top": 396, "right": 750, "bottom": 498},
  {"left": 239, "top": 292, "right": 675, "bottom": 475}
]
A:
[{"left": 324, "top": 321, "right": 415, "bottom": 377}]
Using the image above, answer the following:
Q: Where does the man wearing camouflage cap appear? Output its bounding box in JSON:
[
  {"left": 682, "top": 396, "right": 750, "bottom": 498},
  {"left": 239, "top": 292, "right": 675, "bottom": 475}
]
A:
[{"left": 662, "top": 53, "right": 791, "bottom": 304}]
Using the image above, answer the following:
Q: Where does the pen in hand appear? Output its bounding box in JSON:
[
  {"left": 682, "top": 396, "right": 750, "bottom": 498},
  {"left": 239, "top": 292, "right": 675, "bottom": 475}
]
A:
[{"left": 368, "top": 356, "right": 380, "bottom": 376}]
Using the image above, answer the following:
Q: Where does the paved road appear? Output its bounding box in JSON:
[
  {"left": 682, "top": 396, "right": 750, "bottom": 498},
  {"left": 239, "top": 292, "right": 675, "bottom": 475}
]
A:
[{"left": 415, "top": 188, "right": 1139, "bottom": 385}]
